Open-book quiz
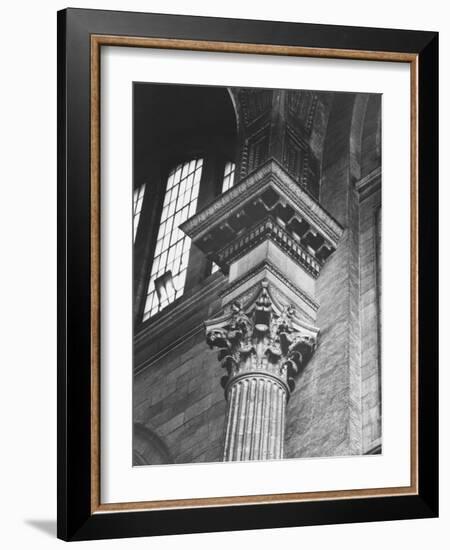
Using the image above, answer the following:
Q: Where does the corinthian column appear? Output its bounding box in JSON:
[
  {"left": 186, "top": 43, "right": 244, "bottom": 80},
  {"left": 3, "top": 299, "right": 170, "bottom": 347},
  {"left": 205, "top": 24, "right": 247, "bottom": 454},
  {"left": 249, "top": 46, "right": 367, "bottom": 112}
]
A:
[
  {"left": 206, "top": 283, "right": 318, "bottom": 461},
  {"left": 180, "top": 160, "right": 343, "bottom": 461}
]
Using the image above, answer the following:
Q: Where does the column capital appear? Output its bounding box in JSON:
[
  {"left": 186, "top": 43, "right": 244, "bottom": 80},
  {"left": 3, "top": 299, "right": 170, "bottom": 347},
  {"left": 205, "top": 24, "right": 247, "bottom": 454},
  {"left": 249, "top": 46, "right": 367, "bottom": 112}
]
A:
[{"left": 205, "top": 281, "right": 319, "bottom": 397}]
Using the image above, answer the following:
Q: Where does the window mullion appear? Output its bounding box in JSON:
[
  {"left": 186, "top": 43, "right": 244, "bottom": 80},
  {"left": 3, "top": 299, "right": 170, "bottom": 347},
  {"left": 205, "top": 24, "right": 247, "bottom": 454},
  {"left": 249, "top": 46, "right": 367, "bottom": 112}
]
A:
[{"left": 142, "top": 158, "right": 203, "bottom": 321}]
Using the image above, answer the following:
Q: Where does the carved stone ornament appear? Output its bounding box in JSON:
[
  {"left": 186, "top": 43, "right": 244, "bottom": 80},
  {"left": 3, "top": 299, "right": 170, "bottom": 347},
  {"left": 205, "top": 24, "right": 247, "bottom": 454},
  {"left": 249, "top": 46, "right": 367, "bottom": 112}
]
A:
[
  {"left": 205, "top": 281, "right": 319, "bottom": 461},
  {"left": 180, "top": 159, "right": 343, "bottom": 274},
  {"left": 206, "top": 281, "right": 318, "bottom": 395}
]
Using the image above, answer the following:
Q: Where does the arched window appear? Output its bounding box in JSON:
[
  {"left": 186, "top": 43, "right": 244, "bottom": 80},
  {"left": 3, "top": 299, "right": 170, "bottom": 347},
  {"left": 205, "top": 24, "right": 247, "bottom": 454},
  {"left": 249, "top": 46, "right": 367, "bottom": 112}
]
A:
[
  {"left": 133, "top": 83, "right": 238, "bottom": 325},
  {"left": 142, "top": 159, "right": 203, "bottom": 321}
]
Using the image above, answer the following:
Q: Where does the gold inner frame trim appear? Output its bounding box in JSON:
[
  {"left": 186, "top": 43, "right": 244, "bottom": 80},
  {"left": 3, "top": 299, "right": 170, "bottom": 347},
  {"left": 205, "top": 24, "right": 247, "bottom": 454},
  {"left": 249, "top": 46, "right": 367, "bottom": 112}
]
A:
[{"left": 90, "top": 34, "right": 419, "bottom": 514}]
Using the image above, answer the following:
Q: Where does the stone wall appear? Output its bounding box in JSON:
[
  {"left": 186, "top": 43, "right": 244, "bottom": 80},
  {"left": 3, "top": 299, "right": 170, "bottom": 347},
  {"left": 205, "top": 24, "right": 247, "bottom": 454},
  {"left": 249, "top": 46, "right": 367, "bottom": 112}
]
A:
[
  {"left": 285, "top": 93, "right": 363, "bottom": 458},
  {"left": 134, "top": 274, "right": 228, "bottom": 464}
]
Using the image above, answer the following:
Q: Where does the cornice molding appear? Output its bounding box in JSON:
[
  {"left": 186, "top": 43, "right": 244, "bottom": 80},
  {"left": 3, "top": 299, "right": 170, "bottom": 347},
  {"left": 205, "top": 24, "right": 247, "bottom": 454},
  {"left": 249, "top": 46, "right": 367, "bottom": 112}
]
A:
[
  {"left": 180, "top": 158, "right": 343, "bottom": 250},
  {"left": 134, "top": 323, "right": 204, "bottom": 376},
  {"left": 355, "top": 167, "right": 381, "bottom": 200},
  {"left": 216, "top": 217, "right": 322, "bottom": 277}
]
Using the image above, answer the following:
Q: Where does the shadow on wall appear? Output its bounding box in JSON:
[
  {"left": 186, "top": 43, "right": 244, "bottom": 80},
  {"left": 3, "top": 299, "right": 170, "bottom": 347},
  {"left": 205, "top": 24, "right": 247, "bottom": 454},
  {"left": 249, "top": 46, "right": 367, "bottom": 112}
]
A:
[{"left": 24, "top": 519, "right": 56, "bottom": 538}]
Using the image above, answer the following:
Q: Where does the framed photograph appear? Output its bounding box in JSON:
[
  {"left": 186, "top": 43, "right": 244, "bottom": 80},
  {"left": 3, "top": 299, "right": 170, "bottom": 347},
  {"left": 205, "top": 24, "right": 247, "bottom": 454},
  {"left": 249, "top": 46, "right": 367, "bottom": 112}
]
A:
[{"left": 57, "top": 8, "right": 438, "bottom": 541}]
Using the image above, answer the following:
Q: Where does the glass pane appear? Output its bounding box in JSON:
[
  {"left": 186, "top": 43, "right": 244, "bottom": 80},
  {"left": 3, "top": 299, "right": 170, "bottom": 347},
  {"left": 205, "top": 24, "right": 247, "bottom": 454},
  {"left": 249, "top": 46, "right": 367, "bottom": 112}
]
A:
[
  {"left": 133, "top": 183, "right": 146, "bottom": 242},
  {"left": 142, "top": 159, "right": 203, "bottom": 320},
  {"left": 222, "top": 162, "right": 236, "bottom": 193}
]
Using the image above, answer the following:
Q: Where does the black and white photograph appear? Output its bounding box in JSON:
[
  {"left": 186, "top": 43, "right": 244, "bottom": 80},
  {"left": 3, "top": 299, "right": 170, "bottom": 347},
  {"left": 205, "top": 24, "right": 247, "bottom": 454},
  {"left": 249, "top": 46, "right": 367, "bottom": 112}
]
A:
[{"left": 132, "top": 83, "right": 382, "bottom": 466}]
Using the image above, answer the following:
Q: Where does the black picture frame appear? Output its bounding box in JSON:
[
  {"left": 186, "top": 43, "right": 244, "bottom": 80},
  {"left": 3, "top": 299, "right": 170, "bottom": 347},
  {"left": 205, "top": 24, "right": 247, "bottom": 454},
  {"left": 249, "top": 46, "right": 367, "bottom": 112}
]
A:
[{"left": 57, "top": 7, "right": 438, "bottom": 541}]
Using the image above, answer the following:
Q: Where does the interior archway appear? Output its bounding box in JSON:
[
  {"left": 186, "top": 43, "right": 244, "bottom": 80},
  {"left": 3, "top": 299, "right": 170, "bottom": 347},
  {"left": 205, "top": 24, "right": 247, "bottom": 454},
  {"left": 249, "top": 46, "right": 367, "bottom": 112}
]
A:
[{"left": 133, "top": 423, "right": 173, "bottom": 466}]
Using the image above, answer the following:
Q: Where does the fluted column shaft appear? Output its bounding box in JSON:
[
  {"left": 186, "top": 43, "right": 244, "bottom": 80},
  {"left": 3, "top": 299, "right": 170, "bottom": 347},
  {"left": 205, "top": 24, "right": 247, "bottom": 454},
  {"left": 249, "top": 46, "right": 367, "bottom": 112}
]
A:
[{"left": 223, "top": 376, "right": 287, "bottom": 461}]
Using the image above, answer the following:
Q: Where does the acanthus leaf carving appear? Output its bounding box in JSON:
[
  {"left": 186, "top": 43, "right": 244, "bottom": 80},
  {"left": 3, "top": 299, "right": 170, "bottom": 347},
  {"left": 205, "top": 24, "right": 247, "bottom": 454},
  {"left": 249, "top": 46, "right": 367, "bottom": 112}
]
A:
[{"left": 205, "top": 281, "right": 319, "bottom": 397}]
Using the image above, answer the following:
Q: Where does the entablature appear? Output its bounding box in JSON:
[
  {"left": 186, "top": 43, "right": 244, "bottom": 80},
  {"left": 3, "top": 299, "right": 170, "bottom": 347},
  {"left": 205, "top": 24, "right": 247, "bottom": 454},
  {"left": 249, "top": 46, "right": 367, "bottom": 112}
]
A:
[{"left": 181, "top": 159, "right": 343, "bottom": 274}]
